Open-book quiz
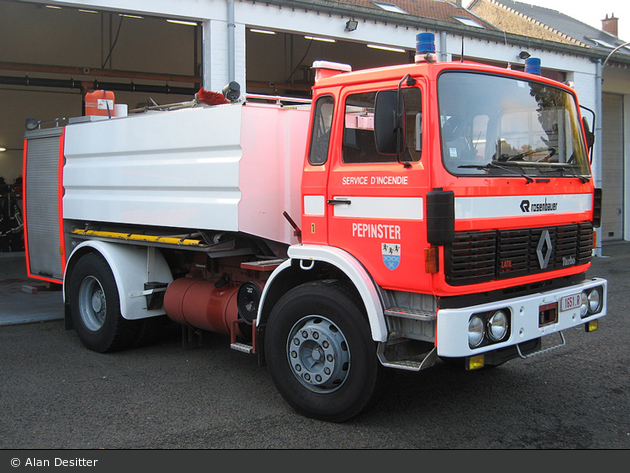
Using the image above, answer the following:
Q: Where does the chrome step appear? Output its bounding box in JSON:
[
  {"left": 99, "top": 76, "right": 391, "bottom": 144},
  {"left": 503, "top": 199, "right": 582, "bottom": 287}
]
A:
[
  {"left": 377, "top": 345, "right": 438, "bottom": 372},
  {"left": 384, "top": 307, "right": 436, "bottom": 322},
  {"left": 230, "top": 342, "right": 254, "bottom": 354}
]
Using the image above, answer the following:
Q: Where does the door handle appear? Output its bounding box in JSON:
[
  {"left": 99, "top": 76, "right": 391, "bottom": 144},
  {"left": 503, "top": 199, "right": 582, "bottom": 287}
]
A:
[{"left": 326, "top": 198, "right": 352, "bottom": 205}]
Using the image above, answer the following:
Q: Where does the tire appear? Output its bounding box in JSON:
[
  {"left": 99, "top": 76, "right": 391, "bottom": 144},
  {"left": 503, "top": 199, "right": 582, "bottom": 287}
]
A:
[
  {"left": 265, "top": 281, "right": 386, "bottom": 422},
  {"left": 68, "top": 252, "right": 140, "bottom": 353}
]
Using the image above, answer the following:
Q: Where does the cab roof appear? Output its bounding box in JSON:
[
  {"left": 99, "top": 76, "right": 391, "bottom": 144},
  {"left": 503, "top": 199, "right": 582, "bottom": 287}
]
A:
[{"left": 312, "top": 60, "right": 572, "bottom": 93}]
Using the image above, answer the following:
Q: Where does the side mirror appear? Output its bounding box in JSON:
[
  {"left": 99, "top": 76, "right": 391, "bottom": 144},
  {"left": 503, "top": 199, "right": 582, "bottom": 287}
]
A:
[
  {"left": 580, "top": 105, "right": 595, "bottom": 163},
  {"left": 374, "top": 90, "right": 406, "bottom": 156},
  {"left": 582, "top": 116, "right": 594, "bottom": 149}
]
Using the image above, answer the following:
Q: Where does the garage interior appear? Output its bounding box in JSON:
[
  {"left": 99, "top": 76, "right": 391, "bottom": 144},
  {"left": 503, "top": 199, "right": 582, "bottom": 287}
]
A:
[
  {"left": 0, "top": 0, "right": 411, "bottom": 185},
  {"left": 0, "top": 0, "right": 415, "bottom": 252}
]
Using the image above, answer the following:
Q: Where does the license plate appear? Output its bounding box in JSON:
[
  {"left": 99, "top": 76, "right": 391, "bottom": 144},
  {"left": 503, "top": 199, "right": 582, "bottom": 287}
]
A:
[{"left": 561, "top": 293, "right": 582, "bottom": 312}]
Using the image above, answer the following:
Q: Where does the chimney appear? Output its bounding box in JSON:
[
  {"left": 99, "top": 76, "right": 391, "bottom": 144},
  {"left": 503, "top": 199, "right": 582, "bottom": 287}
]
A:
[{"left": 602, "top": 13, "right": 618, "bottom": 37}]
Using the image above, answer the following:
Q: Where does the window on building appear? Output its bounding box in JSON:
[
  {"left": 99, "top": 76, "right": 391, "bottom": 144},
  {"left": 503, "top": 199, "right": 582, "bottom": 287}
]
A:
[
  {"left": 453, "top": 17, "right": 485, "bottom": 28},
  {"left": 373, "top": 2, "right": 408, "bottom": 15}
]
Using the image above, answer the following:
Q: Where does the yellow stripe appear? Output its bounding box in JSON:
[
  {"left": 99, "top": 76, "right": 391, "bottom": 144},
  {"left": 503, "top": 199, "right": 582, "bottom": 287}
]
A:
[{"left": 71, "top": 229, "right": 204, "bottom": 246}]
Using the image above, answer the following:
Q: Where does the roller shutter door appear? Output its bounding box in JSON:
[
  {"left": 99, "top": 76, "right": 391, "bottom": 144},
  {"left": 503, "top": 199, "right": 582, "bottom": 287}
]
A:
[{"left": 601, "top": 93, "right": 624, "bottom": 241}]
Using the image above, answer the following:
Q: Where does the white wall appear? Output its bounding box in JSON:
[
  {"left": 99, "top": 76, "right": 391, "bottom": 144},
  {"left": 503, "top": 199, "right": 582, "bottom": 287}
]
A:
[{"left": 202, "top": 19, "right": 246, "bottom": 94}]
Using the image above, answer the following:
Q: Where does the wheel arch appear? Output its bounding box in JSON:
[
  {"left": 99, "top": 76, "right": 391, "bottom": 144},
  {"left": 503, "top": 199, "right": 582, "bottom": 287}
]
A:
[
  {"left": 258, "top": 244, "right": 387, "bottom": 343},
  {"left": 64, "top": 241, "right": 173, "bottom": 320}
]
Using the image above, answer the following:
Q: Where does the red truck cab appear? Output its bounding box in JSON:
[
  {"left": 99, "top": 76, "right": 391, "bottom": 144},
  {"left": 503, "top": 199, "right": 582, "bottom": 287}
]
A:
[
  {"left": 297, "top": 35, "right": 605, "bottom": 372},
  {"left": 303, "top": 58, "right": 596, "bottom": 292}
]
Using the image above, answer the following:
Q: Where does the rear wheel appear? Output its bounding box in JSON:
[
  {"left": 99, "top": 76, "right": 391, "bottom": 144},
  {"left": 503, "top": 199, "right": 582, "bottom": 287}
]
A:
[
  {"left": 68, "top": 252, "right": 139, "bottom": 353},
  {"left": 265, "top": 281, "right": 386, "bottom": 422}
]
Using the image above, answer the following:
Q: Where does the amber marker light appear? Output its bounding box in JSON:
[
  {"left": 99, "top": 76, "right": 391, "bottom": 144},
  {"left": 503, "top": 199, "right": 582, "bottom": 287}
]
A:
[
  {"left": 467, "top": 355, "right": 485, "bottom": 371},
  {"left": 585, "top": 320, "right": 599, "bottom": 332},
  {"left": 424, "top": 247, "right": 438, "bottom": 273}
]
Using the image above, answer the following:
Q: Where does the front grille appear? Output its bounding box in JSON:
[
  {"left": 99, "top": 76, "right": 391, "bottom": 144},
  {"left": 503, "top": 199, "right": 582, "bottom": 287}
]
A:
[
  {"left": 445, "top": 223, "right": 593, "bottom": 286},
  {"left": 449, "top": 231, "right": 497, "bottom": 284}
]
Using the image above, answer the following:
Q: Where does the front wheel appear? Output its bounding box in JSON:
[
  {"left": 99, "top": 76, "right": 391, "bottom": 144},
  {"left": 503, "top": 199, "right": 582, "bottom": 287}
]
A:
[
  {"left": 68, "top": 252, "right": 140, "bottom": 353},
  {"left": 265, "top": 281, "right": 387, "bottom": 422}
]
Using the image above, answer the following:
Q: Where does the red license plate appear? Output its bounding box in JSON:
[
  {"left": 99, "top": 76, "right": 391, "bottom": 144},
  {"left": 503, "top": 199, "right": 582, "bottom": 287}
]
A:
[{"left": 561, "top": 293, "right": 582, "bottom": 312}]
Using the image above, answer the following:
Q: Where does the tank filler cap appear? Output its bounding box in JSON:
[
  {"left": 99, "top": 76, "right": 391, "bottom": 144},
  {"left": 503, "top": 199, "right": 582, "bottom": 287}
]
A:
[{"left": 415, "top": 32, "right": 437, "bottom": 63}]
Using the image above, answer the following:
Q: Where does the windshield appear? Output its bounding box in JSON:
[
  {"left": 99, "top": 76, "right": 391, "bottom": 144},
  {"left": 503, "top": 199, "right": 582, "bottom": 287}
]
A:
[{"left": 438, "top": 71, "right": 591, "bottom": 180}]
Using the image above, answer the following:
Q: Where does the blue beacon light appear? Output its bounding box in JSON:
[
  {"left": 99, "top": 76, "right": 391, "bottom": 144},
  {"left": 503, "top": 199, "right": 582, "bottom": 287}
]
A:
[
  {"left": 415, "top": 32, "right": 437, "bottom": 63},
  {"left": 525, "top": 57, "right": 542, "bottom": 74}
]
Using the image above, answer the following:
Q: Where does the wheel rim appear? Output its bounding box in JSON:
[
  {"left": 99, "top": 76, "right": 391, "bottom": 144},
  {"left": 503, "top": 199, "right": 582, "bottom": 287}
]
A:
[
  {"left": 78, "top": 276, "right": 107, "bottom": 332},
  {"left": 286, "top": 315, "right": 351, "bottom": 393}
]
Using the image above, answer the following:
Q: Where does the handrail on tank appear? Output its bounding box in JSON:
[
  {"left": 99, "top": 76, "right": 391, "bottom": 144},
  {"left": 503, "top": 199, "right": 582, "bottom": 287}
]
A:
[{"left": 244, "top": 93, "right": 312, "bottom": 106}]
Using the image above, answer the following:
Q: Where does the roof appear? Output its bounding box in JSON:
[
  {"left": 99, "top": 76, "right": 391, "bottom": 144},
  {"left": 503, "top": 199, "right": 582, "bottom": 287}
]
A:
[
  {"left": 469, "top": 0, "right": 630, "bottom": 62},
  {"left": 261, "top": 0, "right": 630, "bottom": 65},
  {"left": 313, "top": 57, "right": 576, "bottom": 89},
  {"left": 335, "top": 0, "right": 498, "bottom": 29},
  {"left": 263, "top": 0, "right": 500, "bottom": 31}
]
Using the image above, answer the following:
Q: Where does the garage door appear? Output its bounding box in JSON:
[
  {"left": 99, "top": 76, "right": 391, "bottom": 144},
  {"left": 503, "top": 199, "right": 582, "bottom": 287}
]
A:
[{"left": 601, "top": 93, "right": 624, "bottom": 241}]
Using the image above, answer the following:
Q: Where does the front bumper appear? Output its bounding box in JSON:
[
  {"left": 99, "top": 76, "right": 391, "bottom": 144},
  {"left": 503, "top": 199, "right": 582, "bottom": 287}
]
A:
[{"left": 436, "top": 277, "right": 607, "bottom": 358}]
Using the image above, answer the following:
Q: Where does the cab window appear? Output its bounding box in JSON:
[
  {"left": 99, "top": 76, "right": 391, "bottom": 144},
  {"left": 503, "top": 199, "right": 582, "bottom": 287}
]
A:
[
  {"left": 308, "top": 95, "right": 335, "bottom": 165},
  {"left": 343, "top": 88, "right": 422, "bottom": 164},
  {"left": 438, "top": 71, "right": 590, "bottom": 178}
]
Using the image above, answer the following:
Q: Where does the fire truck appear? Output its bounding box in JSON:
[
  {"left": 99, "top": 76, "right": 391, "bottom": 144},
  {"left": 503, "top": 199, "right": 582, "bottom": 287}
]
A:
[{"left": 22, "top": 33, "right": 607, "bottom": 422}]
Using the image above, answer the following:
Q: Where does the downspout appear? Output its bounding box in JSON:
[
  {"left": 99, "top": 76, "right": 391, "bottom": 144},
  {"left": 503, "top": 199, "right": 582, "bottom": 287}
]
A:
[
  {"left": 227, "top": 0, "right": 236, "bottom": 83},
  {"left": 440, "top": 31, "right": 448, "bottom": 62},
  {"left": 594, "top": 58, "right": 603, "bottom": 257}
]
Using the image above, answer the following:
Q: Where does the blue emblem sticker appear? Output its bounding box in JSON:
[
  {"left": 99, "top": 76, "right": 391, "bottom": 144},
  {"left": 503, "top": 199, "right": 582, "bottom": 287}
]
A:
[{"left": 382, "top": 243, "right": 401, "bottom": 271}]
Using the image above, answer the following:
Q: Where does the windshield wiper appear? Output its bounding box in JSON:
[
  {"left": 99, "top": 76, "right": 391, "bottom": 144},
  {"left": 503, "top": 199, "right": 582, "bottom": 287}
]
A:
[
  {"left": 541, "top": 164, "right": 590, "bottom": 183},
  {"left": 459, "top": 162, "right": 534, "bottom": 183}
]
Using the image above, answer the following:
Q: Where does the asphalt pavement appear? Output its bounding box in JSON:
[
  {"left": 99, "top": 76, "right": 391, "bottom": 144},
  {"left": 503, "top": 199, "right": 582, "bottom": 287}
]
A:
[{"left": 0, "top": 243, "right": 628, "bottom": 450}]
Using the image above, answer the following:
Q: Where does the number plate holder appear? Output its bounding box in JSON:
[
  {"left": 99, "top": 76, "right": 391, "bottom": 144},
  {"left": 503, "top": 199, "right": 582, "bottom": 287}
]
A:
[
  {"left": 539, "top": 302, "right": 558, "bottom": 327},
  {"left": 560, "top": 293, "right": 582, "bottom": 312}
]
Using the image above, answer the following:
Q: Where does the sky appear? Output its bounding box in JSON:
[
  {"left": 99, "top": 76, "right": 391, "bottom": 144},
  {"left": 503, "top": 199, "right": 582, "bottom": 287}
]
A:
[{"left": 468, "top": 0, "right": 630, "bottom": 43}]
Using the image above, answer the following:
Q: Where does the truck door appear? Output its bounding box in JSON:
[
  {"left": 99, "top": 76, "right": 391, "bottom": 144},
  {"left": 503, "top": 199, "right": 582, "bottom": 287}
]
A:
[
  {"left": 326, "top": 87, "right": 430, "bottom": 292},
  {"left": 301, "top": 94, "right": 336, "bottom": 246}
]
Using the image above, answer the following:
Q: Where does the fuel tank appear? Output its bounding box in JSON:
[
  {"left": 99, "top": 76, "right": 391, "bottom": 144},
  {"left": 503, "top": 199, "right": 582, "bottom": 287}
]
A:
[{"left": 163, "top": 278, "right": 241, "bottom": 336}]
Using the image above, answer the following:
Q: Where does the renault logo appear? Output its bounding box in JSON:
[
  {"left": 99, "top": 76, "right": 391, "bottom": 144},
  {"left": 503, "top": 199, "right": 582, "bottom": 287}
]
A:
[{"left": 536, "top": 230, "right": 553, "bottom": 269}]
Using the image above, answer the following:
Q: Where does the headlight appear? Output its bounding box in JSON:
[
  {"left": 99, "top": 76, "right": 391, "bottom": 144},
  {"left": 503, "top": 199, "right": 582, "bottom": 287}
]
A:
[
  {"left": 468, "top": 316, "right": 485, "bottom": 348},
  {"left": 580, "top": 292, "right": 589, "bottom": 317},
  {"left": 586, "top": 287, "right": 602, "bottom": 314},
  {"left": 581, "top": 287, "right": 603, "bottom": 317},
  {"left": 487, "top": 310, "right": 509, "bottom": 342}
]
